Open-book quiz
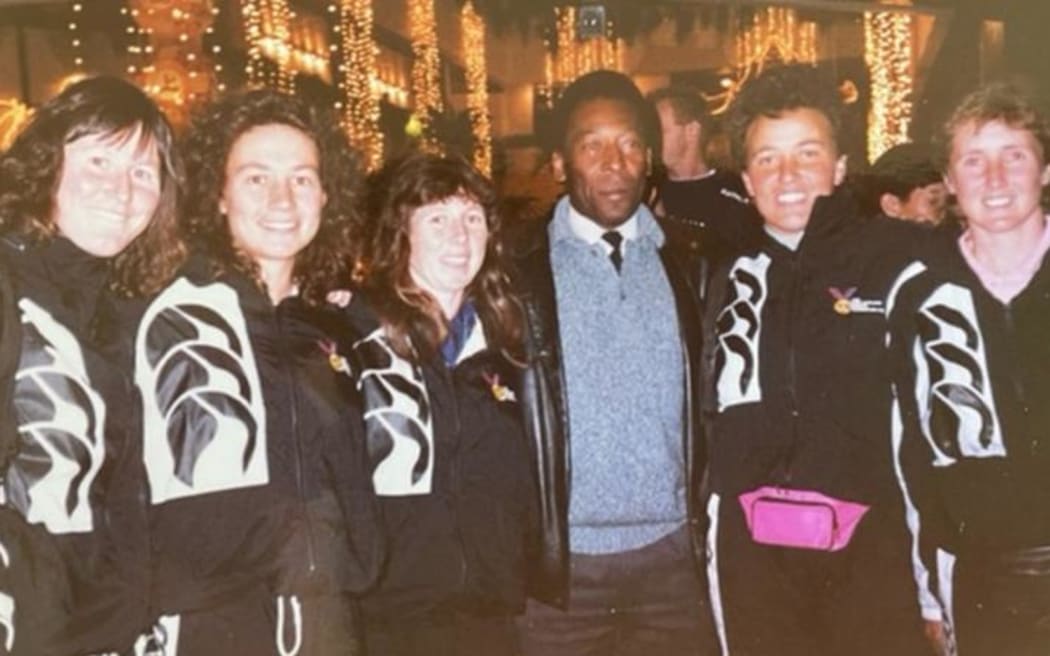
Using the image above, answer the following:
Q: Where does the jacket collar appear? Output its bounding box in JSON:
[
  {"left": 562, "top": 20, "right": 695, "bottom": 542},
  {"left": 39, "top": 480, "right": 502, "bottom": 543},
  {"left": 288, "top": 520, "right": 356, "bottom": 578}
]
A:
[
  {"left": 0, "top": 234, "right": 115, "bottom": 337},
  {"left": 180, "top": 251, "right": 289, "bottom": 315},
  {"left": 39, "top": 235, "right": 110, "bottom": 293},
  {"left": 759, "top": 185, "right": 860, "bottom": 256}
]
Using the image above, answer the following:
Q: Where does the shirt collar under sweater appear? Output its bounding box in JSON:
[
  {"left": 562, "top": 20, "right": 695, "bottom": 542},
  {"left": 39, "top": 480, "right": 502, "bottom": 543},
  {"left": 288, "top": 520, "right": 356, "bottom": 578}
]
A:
[{"left": 550, "top": 195, "right": 664, "bottom": 251}]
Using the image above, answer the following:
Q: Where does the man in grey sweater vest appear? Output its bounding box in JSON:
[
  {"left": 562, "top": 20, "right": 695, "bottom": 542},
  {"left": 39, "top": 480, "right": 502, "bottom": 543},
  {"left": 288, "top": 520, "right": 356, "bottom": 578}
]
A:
[{"left": 511, "top": 70, "right": 716, "bottom": 656}]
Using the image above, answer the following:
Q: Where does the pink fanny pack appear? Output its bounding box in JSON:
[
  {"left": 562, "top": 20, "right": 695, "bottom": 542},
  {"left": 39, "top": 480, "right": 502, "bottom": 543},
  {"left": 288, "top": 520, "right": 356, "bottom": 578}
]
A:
[{"left": 738, "top": 486, "right": 870, "bottom": 552}]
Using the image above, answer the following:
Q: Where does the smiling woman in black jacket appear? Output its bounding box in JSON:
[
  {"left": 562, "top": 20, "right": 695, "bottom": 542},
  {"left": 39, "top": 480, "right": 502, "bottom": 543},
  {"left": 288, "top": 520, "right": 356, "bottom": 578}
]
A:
[
  {"left": 347, "top": 153, "right": 535, "bottom": 656},
  {"left": 135, "top": 88, "right": 382, "bottom": 655},
  {"left": 888, "top": 83, "right": 1050, "bottom": 656},
  {"left": 0, "top": 75, "right": 184, "bottom": 655}
]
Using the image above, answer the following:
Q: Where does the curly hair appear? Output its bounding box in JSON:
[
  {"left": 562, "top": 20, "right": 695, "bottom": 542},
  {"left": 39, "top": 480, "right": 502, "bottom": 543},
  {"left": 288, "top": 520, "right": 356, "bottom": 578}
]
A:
[
  {"left": 0, "top": 75, "right": 184, "bottom": 297},
  {"left": 181, "top": 88, "right": 362, "bottom": 306},
  {"left": 936, "top": 82, "right": 1050, "bottom": 171},
  {"left": 358, "top": 152, "right": 523, "bottom": 363},
  {"left": 726, "top": 64, "right": 842, "bottom": 168}
]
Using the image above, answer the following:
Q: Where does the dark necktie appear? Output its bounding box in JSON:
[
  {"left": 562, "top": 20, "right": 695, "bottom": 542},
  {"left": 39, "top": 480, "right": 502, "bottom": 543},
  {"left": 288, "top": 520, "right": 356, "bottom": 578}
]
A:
[{"left": 602, "top": 231, "right": 623, "bottom": 273}]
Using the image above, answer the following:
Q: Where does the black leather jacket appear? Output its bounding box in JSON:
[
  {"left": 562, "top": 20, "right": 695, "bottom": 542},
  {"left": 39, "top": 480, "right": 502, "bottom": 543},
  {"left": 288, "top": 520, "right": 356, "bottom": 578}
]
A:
[{"left": 508, "top": 217, "right": 707, "bottom": 609}]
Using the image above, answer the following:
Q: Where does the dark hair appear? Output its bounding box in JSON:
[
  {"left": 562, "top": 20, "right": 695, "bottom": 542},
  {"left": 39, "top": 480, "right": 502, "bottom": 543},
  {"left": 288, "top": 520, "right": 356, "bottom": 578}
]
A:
[
  {"left": 647, "top": 86, "right": 712, "bottom": 145},
  {"left": 181, "top": 88, "right": 362, "bottom": 306},
  {"left": 936, "top": 82, "right": 1050, "bottom": 171},
  {"left": 727, "top": 64, "right": 842, "bottom": 168},
  {"left": 868, "top": 142, "right": 941, "bottom": 202},
  {"left": 547, "top": 69, "right": 657, "bottom": 153},
  {"left": 358, "top": 152, "right": 523, "bottom": 362},
  {"left": 0, "top": 75, "right": 184, "bottom": 297}
]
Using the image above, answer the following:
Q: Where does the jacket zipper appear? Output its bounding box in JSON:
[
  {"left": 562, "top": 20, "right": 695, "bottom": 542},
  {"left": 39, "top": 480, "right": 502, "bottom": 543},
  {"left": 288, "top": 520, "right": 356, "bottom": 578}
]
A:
[
  {"left": 1002, "top": 305, "right": 1034, "bottom": 454},
  {"left": 275, "top": 303, "right": 317, "bottom": 576},
  {"left": 437, "top": 362, "right": 470, "bottom": 595},
  {"left": 783, "top": 253, "right": 802, "bottom": 485},
  {"left": 1003, "top": 307, "right": 1026, "bottom": 401}
]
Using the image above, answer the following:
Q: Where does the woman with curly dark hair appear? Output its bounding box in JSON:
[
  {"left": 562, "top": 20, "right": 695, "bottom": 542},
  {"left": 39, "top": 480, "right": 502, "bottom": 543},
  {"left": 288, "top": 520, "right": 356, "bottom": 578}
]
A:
[
  {"left": 0, "top": 75, "right": 183, "bottom": 654},
  {"left": 135, "top": 88, "right": 381, "bottom": 655},
  {"left": 345, "top": 152, "right": 534, "bottom": 656}
]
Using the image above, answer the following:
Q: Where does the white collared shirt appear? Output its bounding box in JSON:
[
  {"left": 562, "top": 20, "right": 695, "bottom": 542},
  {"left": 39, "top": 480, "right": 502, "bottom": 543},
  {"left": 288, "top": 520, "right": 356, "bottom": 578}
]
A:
[
  {"left": 566, "top": 202, "right": 640, "bottom": 257},
  {"left": 764, "top": 224, "right": 804, "bottom": 251}
]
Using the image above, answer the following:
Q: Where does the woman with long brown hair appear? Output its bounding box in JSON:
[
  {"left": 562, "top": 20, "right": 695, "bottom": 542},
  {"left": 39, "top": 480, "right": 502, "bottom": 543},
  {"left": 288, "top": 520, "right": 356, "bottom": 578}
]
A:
[
  {"left": 346, "top": 152, "right": 534, "bottom": 656},
  {"left": 0, "top": 75, "right": 184, "bottom": 655}
]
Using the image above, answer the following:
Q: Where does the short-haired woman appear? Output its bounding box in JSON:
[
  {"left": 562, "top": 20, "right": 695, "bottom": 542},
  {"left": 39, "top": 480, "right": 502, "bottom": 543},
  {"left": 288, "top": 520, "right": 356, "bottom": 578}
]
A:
[{"left": 889, "top": 82, "right": 1050, "bottom": 656}]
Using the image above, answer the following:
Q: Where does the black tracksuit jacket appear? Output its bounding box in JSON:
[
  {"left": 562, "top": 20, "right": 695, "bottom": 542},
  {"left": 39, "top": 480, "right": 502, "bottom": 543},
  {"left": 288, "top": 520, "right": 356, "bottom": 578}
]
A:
[
  {"left": 888, "top": 230, "right": 1050, "bottom": 620},
  {"left": 343, "top": 297, "right": 535, "bottom": 624},
  {"left": 0, "top": 235, "right": 151, "bottom": 655},
  {"left": 706, "top": 190, "right": 931, "bottom": 507},
  {"left": 138, "top": 255, "right": 382, "bottom": 654}
]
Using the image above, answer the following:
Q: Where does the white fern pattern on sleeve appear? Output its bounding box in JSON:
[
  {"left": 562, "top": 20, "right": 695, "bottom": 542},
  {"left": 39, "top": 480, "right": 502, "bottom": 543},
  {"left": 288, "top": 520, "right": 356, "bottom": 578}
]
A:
[
  {"left": 136, "top": 278, "right": 268, "bottom": 504},
  {"left": 0, "top": 539, "right": 13, "bottom": 652},
  {"left": 914, "top": 283, "right": 1004, "bottom": 463},
  {"left": 352, "top": 328, "right": 435, "bottom": 496},
  {"left": 6, "top": 298, "right": 106, "bottom": 534},
  {"left": 715, "top": 254, "right": 771, "bottom": 412}
]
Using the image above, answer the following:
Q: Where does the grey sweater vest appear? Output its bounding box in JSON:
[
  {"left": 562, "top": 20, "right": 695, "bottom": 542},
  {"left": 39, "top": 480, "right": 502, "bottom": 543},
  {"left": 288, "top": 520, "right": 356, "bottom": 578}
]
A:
[{"left": 549, "top": 198, "right": 687, "bottom": 554}]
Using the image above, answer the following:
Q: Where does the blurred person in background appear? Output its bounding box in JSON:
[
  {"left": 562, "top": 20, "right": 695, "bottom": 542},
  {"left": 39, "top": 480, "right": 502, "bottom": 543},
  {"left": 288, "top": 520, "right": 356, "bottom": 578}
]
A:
[
  {"left": 647, "top": 85, "right": 751, "bottom": 267},
  {"left": 865, "top": 142, "right": 949, "bottom": 225}
]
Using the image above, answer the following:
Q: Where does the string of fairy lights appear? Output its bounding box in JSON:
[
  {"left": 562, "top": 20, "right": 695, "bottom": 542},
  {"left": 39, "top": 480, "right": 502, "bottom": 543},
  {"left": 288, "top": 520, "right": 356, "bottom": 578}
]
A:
[
  {"left": 241, "top": 0, "right": 266, "bottom": 87},
  {"left": 461, "top": 1, "right": 491, "bottom": 176},
  {"left": 705, "top": 7, "right": 818, "bottom": 115},
  {"left": 408, "top": 0, "right": 443, "bottom": 153},
  {"left": 24, "top": 3, "right": 924, "bottom": 178},
  {"left": 540, "top": 5, "right": 623, "bottom": 105},
  {"left": 121, "top": 3, "right": 146, "bottom": 78},
  {"left": 267, "top": 0, "right": 296, "bottom": 93},
  {"left": 241, "top": 0, "right": 297, "bottom": 92},
  {"left": 336, "top": 0, "right": 383, "bottom": 170},
  {"left": 69, "top": 2, "right": 84, "bottom": 69},
  {"left": 211, "top": 7, "right": 227, "bottom": 95},
  {"left": 864, "top": 10, "right": 913, "bottom": 163}
]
